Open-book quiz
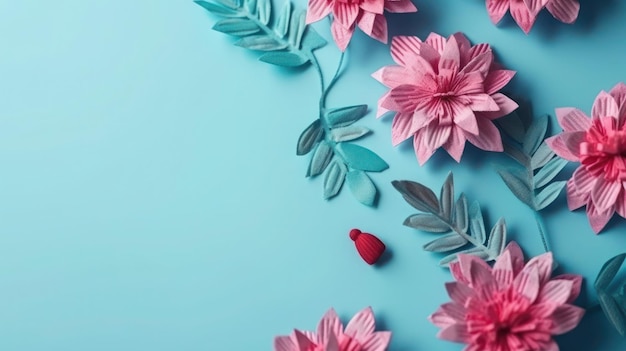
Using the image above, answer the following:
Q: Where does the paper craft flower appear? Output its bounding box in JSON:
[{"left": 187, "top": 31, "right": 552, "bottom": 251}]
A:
[
  {"left": 274, "top": 307, "right": 391, "bottom": 351},
  {"left": 373, "top": 32, "right": 517, "bottom": 165},
  {"left": 305, "top": 0, "right": 417, "bottom": 51},
  {"left": 486, "top": 0, "right": 580, "bottom": 34},
  {"left": 429, "top": 242, "right": 584, "bottom": 351},
  {"left": 546, "top": 83, "right": 626, "bottom": 234}
]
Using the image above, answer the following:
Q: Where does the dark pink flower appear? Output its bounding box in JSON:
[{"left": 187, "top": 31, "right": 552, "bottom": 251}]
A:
[
  {"left": 486, "top": 0, "right": 579, "bottom": 34},
  {"left": 546, "top": 83, "right": 626, "bottom": 233},
  {"left": 430, "top": 242, "right": 584, "bottom": 351},
  {"left": 305, "top": 0, "right": 417, "bottom": 51},
  {"left": 373, "top": 32, "right": 517, "bottom": 165}
]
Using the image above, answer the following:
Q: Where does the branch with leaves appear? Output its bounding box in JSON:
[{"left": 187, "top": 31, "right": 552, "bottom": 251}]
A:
[
  {"left": 594, "top": 253, "right": 626, "bottom": 336},
  {"left": 392, "top": 173, "right": 508, "bottom": 267},
  {"left": 195, "top": 0, "right": 388, "bottom": 206}
]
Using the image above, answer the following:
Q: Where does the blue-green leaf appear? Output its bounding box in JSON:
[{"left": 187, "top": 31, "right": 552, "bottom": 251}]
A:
[
  {"left": 259, "top": 52, "right": 309, "bottom": 67},
  {"left": 403, "top": 214, "right": 450, "bottom": 233},
  {"left": 323, "top": 159, "right": 347, "bottom": 200},
  {"left": 487, "top": 218, "right": 506, "bottom": 255},
  {"left": 534, "top": 181, "right": 566, "bottom": 210},
  {"left": 534, "top": 157, "right": 568, "bottom": 189},
  {"left": 275, "top": 1, "right": 291, "bottom": 38},
  {"left": 503, "top": 141, "right": 531, "bottom": 167},
  {"left": 439, "top": 247, "right": 491, "bottom": 267},
  {"left": 235, "top": 35, "right": 287, "bottom": 51},
  {"left": 496, "top": 111, "right": 526, "bottom": 144},
  {"left": 599, "top": 292, "right": 626, "bottom": 336},
  {"left": 423, "top": 233, "right": 468, "bottom": 253},
  {"left": 392, "top": 180, "right": 440, "bottom": 213},
  {"left": 325, "top": 105, "right": 368, "bottom": 127},
  {"left": 454, "top": 194, "right": 469, "bottom": 233},
  {"left": 330, "top": 125, "right": 370, "bottom": 142},
  {"left": 301, "top": 27, "right": 327, "bottom": 52},
  {"left": 244, "top": 0, "right": 257, "bottom": 14},
  {"left": 213, "top": 18, "right": 260, "bottom": 36},
  {"left": 469, "top": 201, "right": 486, "bottom": 244},
  {"left": 498, "top": 168, "right": 533, "bottom": 208},
  {"left": 288, "top": 10, "right": 306, "bottom": 49},
  {"left": 531, "top": 142, "right": 556, "bottom": 170},
  {"left": 307, "top": 141, "right": 333, "bottom": 177},
  {"left": 440, "top": 172, "right": 454, "bottom": 220},
  {"left": 257, "top": 0, "right": 271, "bottom": 24},
  {"left": 336, "top": 143, "right": 388, "bottom": 172},
  {"left": 595, "top": 253, "right": 626, "bottom": 291},
  {"left": 523, "top": 115, "right": 549, "bottom": 155},
  {"left": 346, "top": 170, "right": 377, "bottom": 206},
  {"left": 195, "top": 0, "right": 242, "bottom": 16},
  {"left": 296, "top": 119, "right": 323, "bottom": 156}
]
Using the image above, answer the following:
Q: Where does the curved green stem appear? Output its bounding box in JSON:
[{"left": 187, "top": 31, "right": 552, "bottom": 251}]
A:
[
  {"left": 533, "top": 211, "right": 551, "bottom": 253},
  {"left": 307, "top": 52, "right": 325, "bottom": 108},
  {"left": 321, "top": 51, "right": 346, "bottom": 108}
]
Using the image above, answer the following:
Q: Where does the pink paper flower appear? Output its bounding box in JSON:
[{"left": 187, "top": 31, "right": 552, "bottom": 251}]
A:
[
  {"left": 546, "top": 83, "right": 626, "bottom": 233},
  {"left": 486, "top": 0, "right": 580, "bottom": 34},
  {"left": 430, "top": 242, "right": 584, "bottom": 351},
  {"left": 372, "top": 32, "right": 517, "bottom": 165},
  {"left": 274, "top": 307, "right": 391, "bottom": 351},
  {"left": 305, "top": 0, "right": 417, "bottom": 51}
]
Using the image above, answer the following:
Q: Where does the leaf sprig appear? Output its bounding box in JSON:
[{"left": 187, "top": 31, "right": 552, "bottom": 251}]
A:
[
  {"left": 392, "top": 172, "right": 507, "bottom": 266},
  {"left": 298, "top": 105, "right": 388, "bottom": 206},
  {"left": 595, "top": 253, "right": 626, "bottom": 336},
  {"left": 195, "top": 0, "right": 326, "bottom": 67},
  {"left": 496, "top": 112, "right": 567, "bottom": 211}
]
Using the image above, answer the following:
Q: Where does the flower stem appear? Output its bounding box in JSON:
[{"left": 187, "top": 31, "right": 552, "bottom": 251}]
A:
[
  {"left": 321, "top": 51, "right": 346, "bottom": 108},
  {"left": 533, "top": 211, "right": 551, "bottom": 253}
]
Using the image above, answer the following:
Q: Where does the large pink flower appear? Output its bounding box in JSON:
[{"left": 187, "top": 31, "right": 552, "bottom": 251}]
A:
[
  {"left": 430, "top": 242, "right": 584, "bottom": 351},
  {"left": 305, "top": 0, "right": 417, "bottom": 51},
  {"left": 373, "top": 32, "right": 517, "bottom": 165},
  {"left": 274, "top": 307, "right": 391, "bottom": 351},
  {"left": 546, "top": 83, "right": 626, "bottom": 233},
  {"left": 486, "top": 0, "right": 579, "bottom": 34}
]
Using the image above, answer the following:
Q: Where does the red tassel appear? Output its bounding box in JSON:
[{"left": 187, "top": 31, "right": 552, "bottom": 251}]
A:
[{"left": 349, "top": 229, "right": 386, "bottom": 265}]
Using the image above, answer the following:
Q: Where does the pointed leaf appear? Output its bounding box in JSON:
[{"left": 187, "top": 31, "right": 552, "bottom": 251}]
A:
[
  {"left": 346, "top": 170, "right": 377, "bottom": 206},
  {"left": 336, "top": 143, "right": 388, "bottom": 172},
  {"left": 496, "top": 111, "right": 526, "bottom": 143},
  {"left": 244, "top": 0, "right": 257, "bottom": 14},
  {"left": 213, "top": 18, "right": 260, "bottom": 36},
  {"left": 323, "top": 159, "right": 347, "bottom": 199},
  {"left": 195, "top": 0, "right": 242, "bottom": 16},
  {"left": 487, "top": 218, "right": 506, "bottom": 255},
  {"left": 503, "top": 141, "right": 531, "bottom": 167},
  {"left": 257, "top": 0, "right": 271, "bottom": 24},
  {"left": 297, "top": 119, "right": 323, "bottom": 155},
  {"left": 235, "top": 35, "right": 288, "bottom": 51},
  {"left": 469, "top": 201, "right": 486, "bottom": 244},
  {"left": 498, "top": 168, "right": 534, "bottom": 208},
  {"left": 288, "top": 10, "right": 306, "bottom": 49},
  {"left": 440, "top": 173, "right": 454, "bottom": 220},
  {"left": 307, "top": 141, "right": 333, "bottom": 177},
  {"left": 325, "top": 105, "right": 368, "bottom": 128},
  {"left": 523, "top": 115, "right": 549, "bottom": 155},
  {"left": 454, "top": 194, "right": 469, "bottom": 233},
  {"left": 403, "top": 214, "right": 450, "bottom": 233},
  {"left": 330, "top": 125, "right": 370, "bottom": 142},
  {"left": 215, "top": 0, "right": 239, "bottom": 9},
  {"left": 534, "top": 181, "right": 566, "bottom": 210},
  {"left": 275, "top": 1, "right": 292, "bottom": 37},
  {"left": 301, "top": 27, "right": 327, "bottom": 52},
  {"left": 595, "top": 253, "right": 626, "bottom": 291},
  {"left": 599, "top": 292, "right": 626, "bottom": 336},
  {"left": 259, "top": 52, "right": 309, "bottom": 67},
  {"left": 423, "top": 233, "right": 468, "bottom": 253},
  {"left": 534, "top": 157, "right": 568, "bottom": 189},
  {"left": 439, "top": 247, "right": 491, "bottom": 267},
  {"left": 392, "top": 180, "right": 440, "bottom": 213},
  {"left": 531, "top": 142, "right": 556, "bottom": 170}
]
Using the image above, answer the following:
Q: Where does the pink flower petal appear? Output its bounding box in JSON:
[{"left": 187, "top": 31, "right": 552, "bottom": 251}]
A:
[
  {"left": 413, "top": 131, "right": 437, "bottom": 165},
  {"left": 274, "top": 335, "right": 296, "bottom": 351},
  {"left": 445, "top": 281, "right": 475, "bottom": 305},
  {"left": 450, "top": 260, "right": 470, "bottom": 284},
  {"left": 440, "top": 302, "right": 466, "bottom": 321},
  {"left": 324, "top": 330, "right": 339, "bottom": 351},
  {"left": 385, "top": 84, "right": 427, "bottom": 112},
  {"left": 492, "top": 248, "right": 515, "bottom": 287},
  {"left": 359, "top": 0, "right": 384, "bottom": 14},
  {"left": 425, "top": 32, "right": 446, "bottom": 54},
  {"left": 591, "top": 91, "right": 620, "bottom": 119},
  {"left": 360, "top": 331, "right": 392, "bottom": 351},
  {"left": 371, "top": 66, "right": 412, "bottom": 88},
  {"left": 484, "top": 70, "right": 516, "bottom": 95},
  {"left": 505, "top": 241, "right": 526, "bottom": 275},
  {"left": 429, "top": 307, "right": 458, "bottom": 328},
  {"left": 345, "top": 307, "right": 376, "bottom": 340},
  {"left": 617, "top": 192, "right": 626, "bottom": 218},
  {"left": 368, "top": 14, "right": 388, "bottom": 43},
  {"left": 510, "top": 0, "right": 537, "bottom": 34},
  {"left": 439, "top": 35, "right": 461, "bottom": 71},
  {"left": 537, "top": 279, "right": 574, "bottom": 305},
  {"left": 452, "top": 103, "right": 479, "bottom": 135},
  {"left": 464, "top": 117, "right": 504, "bottom": 152},
  {"left": 376, "top": 92, "right": 392, "bottom": 118},
  {"left": 566, "top": 177, "right": 588, "bottom": 210},
  {"left": 468, "top": 256, "right": 496, "bottom": 289},
  {"left": 591, "top": 178, "right": 621, "bottom": 211},
  {"left": 467, "top": 94, "right": 499, "bottom": 112},
  {"left": 294, "top": 330, "right": 316, "bottom": 350},
  {"left": 486, "top": 0, "right": 510, "bottom": 24},
  {"left": 552, "top": 274, "right": 583, "bottom": 303},
  {"left": 467, "top": 43, "right": 491, "bottom": 62},
  {"left": 317, "top": 309, "right": 343, "bottom": 344},
  {"left": 331, "top": 19, "right": 354, "bottom": 51},
  {"left": 306, "top": 0, "right": 332, "bottom": 23},
  {"left": 423, "top": 122, "right": 452, "bottom": 151},
  {"left": 546, "top": 0, "right": 580, "bottom": 23},
  {"left": 333, "top": 2, "right": 360, "bottom": 28},
  {"left": 461, "top": 51, "right": 493, "bottom": 76},
  {"left": 586, "top": 202, "right": 613, "bottom": 234},
  {"left": 609, "top": 82, "right": 626, "bottom": 125},
  {"left": 526, "top": 252, "right": 554, "bottom": 284},
  {"left": 477, "top": 93, "right": 519, "bottom": 120},
  {"left": 550, "top": 305, "right": 585, "bottom": 334},
  {"left": 391, "top": 112, "right": 416, "bottom": 145},
  {"left": 442, "top": 126, "right": 467, "bottom": 162},
  {"left": 555, "top": 107, "right": 591, "bottom": 132},
  {"left": 572, "top": 166, "right": 598, "bottom": 195},
  {"left": 391, "top": 36, "right": 439, "bottom": 68},
  {"left": 513, "top": 264, "right": 540, "bottom": 302},
  {"left": 384, "top": 0, "right": 417, "bottom": 13},
  {"left": 545, "top": 134, "right": 580, "bottom": 162},
  {"left": 524, "top": 0, "right": 549, "bottom": 15},
  {"left": 438, "top": 324, "right": 469, "bottom": 343}
]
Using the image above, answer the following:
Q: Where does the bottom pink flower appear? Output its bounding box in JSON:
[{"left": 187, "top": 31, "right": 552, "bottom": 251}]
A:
[
  {"left": 274, "top": 307, "right": 391, "bottom": 351},
  {"left": 430, "top": 242, "right": 584, "bottom": 351}
]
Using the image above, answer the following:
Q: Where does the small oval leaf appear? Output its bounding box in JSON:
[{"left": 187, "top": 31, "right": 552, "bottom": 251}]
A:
[
  {"left": 498, "top": 168, "right": 534, "bottom": 208},
  {"left": 323, "top": 159, "right": 347, "bottom": 200},
  {"left": 534, "top": 157, "right": 568, "bottom": 189},
  {"left": 296, "top": 119, "right": 323, "bottom": 156},
  {"left": 531, "top": 142, "right": 556, "bottom": 170},
  {"left": 595, "top": 253, "right": 626, "bottom": 291},
  {"left": 403, "top": 214, "right": 450, "bottom": 233},
  {"left": 487, "top": 218, "right": 507, "bottom": 256},
  {"left": 469, "top": 201, "right": 486, "bottom": 244},
  {"left": 599, "top": 292, "right": 626, "bottom": 336},
  {"left": 235, "top": 35, "right": 287, "bottom": 51},
  {"left": 257, "top": 0, "right": 271, "bottom": 24},
  {"left": 307, "top": 141, "right": 333, "bottom": 177},
  {"left": 330, "top": 125, "right": 370, "bottom": 142},
  {"left": 534, "top": 181, "right": 566, "bottom": 210},
  {"left": 301, "top": 27, "right": 327, "bottom": 52},
  {"left": 275, "top": 1, "right": 291, "bottom": 37},
  {"left": 523, "top": 115, "right": 549, "bottom": 155},
  {"left": 336, "top": 143, "right": 388, "bottom": 172},
  {"left": 454, "top": 194, "right": 469, "bottom": 233},
  {"left": 392, "top": 180, "right": 440, "bottom": 213},
  {"left": 325, "top": 105, "right": 368, "bottom": 128},
  {"left": 259, "top": 52, "right": 309, "bottom": 67},
  {"left": 423, "top": 233, "right": 468, "bottom": 253},
  {"left": 195, "top": 0, "right": 242, "bottom": 16},
  {"left": 440, "top": 172, "right": 454, "bottom": 220},
  {"left": 213, "top": 18, "right": 260, "bottom": 36},
  {"left": 346, "top": 170, "right": 377, "bottom": 206}
]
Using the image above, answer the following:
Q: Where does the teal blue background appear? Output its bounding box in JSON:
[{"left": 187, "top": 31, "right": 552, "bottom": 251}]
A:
[{"left": 0, "top": 0, "right": 625, "bottom": 350}]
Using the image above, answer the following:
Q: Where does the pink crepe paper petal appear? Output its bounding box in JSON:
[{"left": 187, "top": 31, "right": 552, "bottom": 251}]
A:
[
  {"left": 385, "top": 0, "right": 417, "bottom": 13},
  {"left": 449, "top": 260, "right": 470, "bottom": 285},
  {"left": 357, "top": 13, "right": 387, "bottom": 43},
  {"left": 467, "top": 94, "right": 500, "bottom": 112},
  {"left": 510, "top": 0, "right": 537, "bottom": 34},
  {"left": 359, "top": 0, "right": 384, "bottom": 14},
  {"left": 486, "top": 0, "right": 510, "bottom": 24},
  {"left": 559, "top": 131, "right": 585, "bottom": 159},
  {"left": 592, "top": 91, "right": 620, "bottom": 119},
  {"left": 617, "top": 193, "right": 626, "bottom": 218},
  {"left": 391, "top": 112, "right": 416, "bottom": 145},
  {"left": 550, "top": 305, "right": 585, "bottom": 334},
  {"left": 294, "top": 330, "right": 316, "bottom": 350},
  {"left": 484, "top": 70, "right": 516, "bottom": 95},
  {"left": 274, "top": 335, "right": 296, "bottom": 351},
  {"left": 324, "top": 330, "right": 340, "bottom": 351},
  {"left": 445, "top": 281, "right": 475, "bottom": 305},
  {"left": 413, "top": 132, "right": 437, "bottom": 165},
  {"left": 526, "top": 252, "right": 554, "bottom": 284},
  {"left": 591, "top": 178, "right": 622, "bottom": 211},
  {"left": 360, "top": 331, "right": 392, "bottom": 351},
  {"left": 609, "top": 82, "right": 626, "bottom": 125},
  {"left": 566, "top": 177, "right": 588, "bottom": 210},
  {"left": 536, "top": 279, "right": 574, "bottom": 305},
  {"left": 423, "top": 123, "right": 452, "bottom": 151},
  {"left": 333, "top": 2, "right": 360, "bottom": 28},
  {"left": 464, "top": 117, "right": 504, "bottom": 152},
  {"left": 372, "top": 66, "right": 412, "bottom": 89},
  {"left": 440, "top": 302, "right": 466, "bottom": 321},
  {"left": 467, "top": 43, "right": 491, "bottom": 62},
  {"left": 425, "top": 32, "right": 446, "bottom": 54},
  {"left": 505, "top": 241, "right": 526, "bottom": 275},
  {"left": 556, "top": 107, "right": 591, "bottom": 132},
  {"left": 345, "top": 307, "right": 376, "bottom": 340},
  {"left": 439, "top": 36, "right": 461, "bottom": 71},
  {"left": 524, "top": 0, "right": 549, "bottom": 15},
  {"left": 385, "top": 85, "right": 426, "bottom": 112},
  {"left": 492, "top": 248, "right": 515, "bottom": 287},
  {"left": 452, "top": 103, "right": 480, "bottom": 135},
  {"left": 458, "top": 253, "right": 493, "bottom": 286},
  {"left": 545, "top": 135, "right": 579, "bottom": 162},
  {"left": 438, "top": 324, "right": 469, "bottom": 343},
  {"left": 477, "top": 93, "right": 519, "bottom": 120},
  {"left": 546, "top": 0, "right": 580, "bottom": 24},
  {"left": 553, "top": 274, "right": 583, "bottom": 303},
  {"left": 461, "top": 51, "right": 493, "bottom": 76},
  {"left": 586, "top": 202, "right": 613, "bottom": 234},
  {"left": 513, "top": 264, "right": 540, "bottom": 302},
  {"left": 390, "top": 36, "right": 421, "bottom": 66},
  {"left": 442, "top": 126, "right": 467, "bottom": 162},
  {"left": 306, "top": 0, "right": 332, "bottom": 23},
  {"left": 331, "top": 20, "right": 354, "bottom": 51},
  {"left": 317, "top": 309, "right": 343, "bottom": 344},
  {"left": 429, "top": 307, "right": 457, "bottom": 328},
  {"left": 572, "top": 166, "right": 597, "bottom": 194}
]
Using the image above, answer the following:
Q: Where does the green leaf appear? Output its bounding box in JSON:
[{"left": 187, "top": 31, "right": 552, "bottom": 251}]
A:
[
  {"left": 423, "top": 233, "right": 468, "bottom": 253},
  {"left": 599, "top": 292, "right": 626, "bottom": 336},
  {"left": 330, "top": 125, "right": 370, "bottom": 142},
  {"left": 259, "top": 52, "right": 309, "bottom": 67},
  {"left": 275, "top": 1, "right": 291, "bottom": 38},
  {"left": 454, "top": 194, "right": 469, "bottom": 233},
  {"left": 595, "top": 253, "right": 626, "bottom": 291},
  {"left": 534, "top": 157, "right": 568, "bottom": 189},
  {"left": 257, "top": 0, "right": 271, "bottom": 24},
  {"left": 523, "top": 115, "right": 549, "bottom": 155},
  {"left": 498, "top": 168, "right": 533, "bottom": 208},
  {"left": 307, "top": 141, "right": 333, "bottom": 177},
  {"left": 301, "top": 27, "right": 327, "bottom": 52},
  {"left": 531, "top": 142, "right": 556, "bottom": 170},
  {"left": 195, "top": 0, "right": 241, "bottom": 16},
  {"left": 244, "top": 0, "right": 257, "bottom": 14},
  {"left": 403, "top": 214, "right": 450, "bottom": 233},
  {"left": 469, "top": 201, "right": 486, "bottom": 244},
  {"left": 288, "top": 10, "right": 306, "bottom": 49},
  {"left": 336, "top": 143, "right": 388, "bottom": 172},
  {"left": 534, "top": 181, "right": 566, "bottom": 210},
  {"left": 496, "top": 111, "right": 526, "bottom": 144},
  {"left": 487, "top": 218, "right": 506, "bottom": 255},
  {"left": 296, "top": 119, "right": 323, "bottom": 156},
  {"left": 440, "top": 172, "right": 454, "bottom": 220},
  {"left": 323, "top": 159, "right": 347, "bottom": 200},
  {"left": 439, "top": 247, "right": 491, "bottom": 267},
  {"left": 503, "top": 141, "right": 531, "bottom": 167},
  {"left": 392, "top": 180, "right": 440, "bottom": 213},
  {"left": 346, "top": 170, "right": 377, "bottom": 206},
  {"left": 235, "top": 35, "right": 287, "bottom": 51},
  {"left": 325, "top": 105, "right": 368, "bottom": 128},
  {"left": 213, "top": 18, "right": 260, "bottom": 36}
]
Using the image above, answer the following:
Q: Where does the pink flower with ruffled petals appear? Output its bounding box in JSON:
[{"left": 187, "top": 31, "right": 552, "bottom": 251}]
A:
[
  {"left": 546, "top": 83, "right": 626, "bottom": 234},
  {"left": 430, "top": 242, "right": 584, "bottom": 351},
  {"left": 372, "top": 32, "right": 518, "bottom": 165},
  {"left": 274, "top": 307, "right": 391, "bottom": 351},
  {"left": 486, "top": 0, "right": 579, "bottom": 34},
  {"left": 305, "top": 0, "right": 417, "bottom": 51}
]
